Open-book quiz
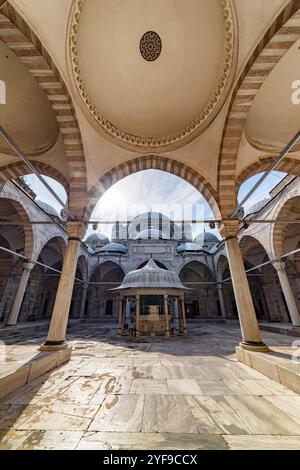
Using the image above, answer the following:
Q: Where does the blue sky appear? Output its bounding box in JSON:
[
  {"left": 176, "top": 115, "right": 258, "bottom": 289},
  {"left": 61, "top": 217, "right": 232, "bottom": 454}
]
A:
[{"left": 24, "top": 169, "right": 286, "bottom": 240}]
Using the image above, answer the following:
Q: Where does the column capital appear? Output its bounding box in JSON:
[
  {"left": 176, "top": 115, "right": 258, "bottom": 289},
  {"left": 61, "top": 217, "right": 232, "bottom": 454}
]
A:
[
  {"left": 22, "top": 261, "right": 35, "bottom": 272},
  {"left": 219, "top": 220, "right": 239, "bottom": 239},
  {"left": 273, "top": 260, "right": 286, "bottom": 273},
  {"left": 67, "top": 221, "right": 86, "bottom": 241}
]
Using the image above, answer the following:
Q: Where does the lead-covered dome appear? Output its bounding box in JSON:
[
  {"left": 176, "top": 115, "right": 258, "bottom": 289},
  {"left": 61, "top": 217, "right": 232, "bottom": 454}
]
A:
[
  {"left": 98, "top": 242, "right": 127, "bottom": 254},
  {"left": 194, "top": 232, "right": 219, "bottom": 244},
  {"left": 36, "top": 200, "right": 60, "bottom": 219},
  {"left": 84, "top": 233, "right": 110, "bottom": 248}
]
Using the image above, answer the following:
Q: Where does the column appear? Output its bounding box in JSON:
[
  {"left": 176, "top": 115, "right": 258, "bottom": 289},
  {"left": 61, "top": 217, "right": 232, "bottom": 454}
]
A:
[
  {"left": 180, "top": 295, "right": 187, "bottom": 334},
  {"left": 6, "top": 262, "right": 35, "bottom": 326},
  {"left": 117, "top": 297, "right": 124, "bottom": 334},
  {"left": 79, "top": 281, "right": 88, "bottom": 319},
  {"left": 217, "top": 283, "right": 226, "bottom": 318},
  {"left": 273, "top": 261, "right": 300, "bottom": 327},
  {"left": 135, "top": 294, "right": 141, "bottom": 336},
  {"left": 221, "top": 221, "right": 268, "bottom": 351},
  {"left": 174, "top": 297, "right": 179, "bottom": 327},
  {"left": 40, "top": 222, "right": 85, "bottom": 350},
  {"left": 164, "top": 294, "right": 170, "bottom": 337}
]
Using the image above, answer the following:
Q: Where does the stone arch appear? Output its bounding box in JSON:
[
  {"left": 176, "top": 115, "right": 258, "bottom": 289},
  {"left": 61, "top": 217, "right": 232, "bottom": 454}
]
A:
[
  {"left": 0, "top": 3, "right": 87, "bottom": 217},
  {"left": 76, "top": 255, "right": 88, "bottom": 282},
  {"left": 86, "top": 261, "right": 125, "bottom": 319},
  {"left": 85, "top": 155, "right": 221, "bottom": 220},
  {"left": 36, "top": 235, "right": 67, "bottom": 262},
  {"left": 89, "top": 259, "right": 127, "bottom": 281},
  {"left": 179, "top": 260, "right": 217, "bottom": 318},
  {"left": 236, "top": 158, "right": 300, "bottom": 189},
  {"left": 179, "top": 260, "right": 215, "bottom": 281},
  {"left": 217, "top": 254, "right": 229, "bottom": 282},
  {"left": 0, "top": 162, "right": 70, "bottom": 197},
  {"left": 273, "top": 195, "right": 300, "bottom": 259},
  {"left": 239, "top": 235, "right": 271, "bottom": 265},
  {"left": 218, "top": 2, "right": 300, "bottom": 218},
  {"left": 0, "top": 193, "right": 34, "bottom": 258}
]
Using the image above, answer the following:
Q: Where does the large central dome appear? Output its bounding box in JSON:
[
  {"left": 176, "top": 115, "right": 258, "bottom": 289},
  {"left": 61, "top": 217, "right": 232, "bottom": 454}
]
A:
[{"left": 70, "top": 0, "right": 237, "bottom": 151}]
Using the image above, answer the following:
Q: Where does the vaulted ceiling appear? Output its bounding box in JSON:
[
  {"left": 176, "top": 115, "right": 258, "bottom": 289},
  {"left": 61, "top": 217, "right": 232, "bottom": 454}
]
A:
[{"left": 0, "top": 0, "right": 299, "bottom": 219}]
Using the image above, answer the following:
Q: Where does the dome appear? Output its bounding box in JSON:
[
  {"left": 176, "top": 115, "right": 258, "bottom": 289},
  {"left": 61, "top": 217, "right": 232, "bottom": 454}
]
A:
[
  {"left": 194, "top": 232, "right": 219, "bottom": 244},
  {"left": 98, "top": 242, "right": 127, "bottom": 254},
  {"left": 135, "top": 228, "right": 167, "bottom": 241},
  {"left": 70, "top": 0, "right": 237, "bottom": 151},
  {"left": 245, "top": 198, "right": 271, "bottom": 216},
  {"left": 176, "top": 242, "right": 203, "bottom": 254},
  {"left": 114, "top": 259, "right": 187, "bottom": 290},
  {"left": 129, "top": 212, "right": 174, "bottom": 240},
  {"left": 85, "top": 232, "right": 110, "bottom": 247},
  {"left": 36, "top": 200, "right": 60, "bottom": 218}
]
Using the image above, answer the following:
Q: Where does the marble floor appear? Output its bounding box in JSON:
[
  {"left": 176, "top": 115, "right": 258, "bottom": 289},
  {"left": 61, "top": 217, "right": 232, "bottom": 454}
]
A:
[{"left": 0, "top": 323, "right": 300, "bottom": 450}]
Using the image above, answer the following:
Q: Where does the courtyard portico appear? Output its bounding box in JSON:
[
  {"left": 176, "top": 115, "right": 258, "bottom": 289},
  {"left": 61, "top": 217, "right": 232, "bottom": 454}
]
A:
[{"left": 0, "top": 0, "right": 300, "bottom": 451}]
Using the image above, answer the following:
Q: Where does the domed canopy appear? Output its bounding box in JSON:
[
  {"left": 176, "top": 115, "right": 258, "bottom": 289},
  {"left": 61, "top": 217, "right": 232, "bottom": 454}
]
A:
[
  {"left": 113, "top": 259, "right": 188, "bottom": 291},
  {"left": 98, "top": 242, "right": 127, "bottom": 254},
  {"left": 36, "top": 200, "right": 60, "bottom": 218},
  {"left": 85, "top": 232, "right": 110, "bottom": 247}
]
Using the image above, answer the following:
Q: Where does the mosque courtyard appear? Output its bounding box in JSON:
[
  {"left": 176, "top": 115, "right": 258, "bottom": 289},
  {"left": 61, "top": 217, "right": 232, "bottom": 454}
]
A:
[{"left": 1, "top": 323, "right": 300, "bottom": 450}]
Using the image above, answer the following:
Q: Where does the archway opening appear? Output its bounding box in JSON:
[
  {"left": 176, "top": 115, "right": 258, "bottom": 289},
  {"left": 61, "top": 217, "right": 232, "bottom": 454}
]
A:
[
  {"left": 18, "top": 237, "right": 65, "bottom": 323},
  {"left": 179, "top": 261, "right": 217, "bottom": 319},
  {"left": 86, "top": 262, "right": 125, "bottom": 320}
]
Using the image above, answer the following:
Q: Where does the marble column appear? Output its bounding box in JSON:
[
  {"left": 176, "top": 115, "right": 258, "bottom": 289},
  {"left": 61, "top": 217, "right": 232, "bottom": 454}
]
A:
[
  {"left": 180, "top": 295, "right": 187, "bottom": 334},
  {"left": 221, "top": 221, "right": 268, "bottom": 351},
  {"left": 6, "top": 262, "right": 35, "bottom": 326},
  {"left": 136, "top": 294, "right": 141, "bottom": 336},
  {"left": 164, "top": 294, "right": 170, "bottom": 337},
  {"left": 79, "top": 281, "right": 88, "bottom": 319},
  {"left": 217, "top": 283, "right": 226, "bottom": 318},
  {"left": 40, "top": 222, "right": 85, "bottom": 350},
  {"left": 273, "top": 261, "right": 300, "bottom": 327},
  {"left": 117, "top": 297, "right": 124, "bottom": 334}
]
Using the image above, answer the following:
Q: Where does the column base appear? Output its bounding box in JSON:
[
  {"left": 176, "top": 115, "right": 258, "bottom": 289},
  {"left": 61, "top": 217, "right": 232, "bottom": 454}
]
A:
[
  {"left": 165, "top": 331, "right": 170, "bottom": 337},
  {"left": 239, "top": 341, "right": 269, "bottom": 352},
  {"left": 40, "top": 340, "right": 69, "bottom": 352}
]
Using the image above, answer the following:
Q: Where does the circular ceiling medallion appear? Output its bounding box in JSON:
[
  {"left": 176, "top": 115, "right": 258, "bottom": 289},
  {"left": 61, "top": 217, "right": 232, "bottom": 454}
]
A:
[
  {"left": 140, "top": 31, "right": 162, "bottom": 62},
  {"left": 69, "top": 0, "right": 238, "bottom": 152}
]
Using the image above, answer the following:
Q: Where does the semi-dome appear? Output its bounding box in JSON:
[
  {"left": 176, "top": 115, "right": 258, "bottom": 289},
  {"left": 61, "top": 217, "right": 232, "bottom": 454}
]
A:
[
  {"left": 98, "top": 242, "right": 127, "bottom": 254},
  {"left": 113, "top": 258, "right": 187, "bottom": 290},
  {"left": 85, "top": 232, "right": 110, "bottom": 247},
  {"left": 176, "top": 242, "right": 203, "bottom": 254},
  {"left": 36, "top": 200, "right": 60, "bottom": 218}
]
